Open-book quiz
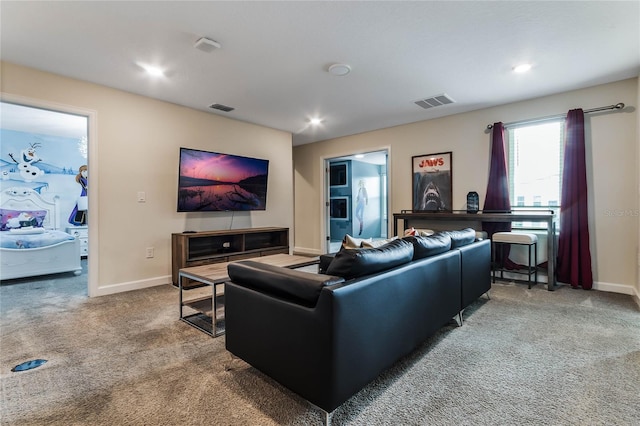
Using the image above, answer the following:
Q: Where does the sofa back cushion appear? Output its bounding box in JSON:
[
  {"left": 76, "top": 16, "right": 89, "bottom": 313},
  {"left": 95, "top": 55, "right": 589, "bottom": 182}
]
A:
[
  {"left": 403, "top": 233, "right": 452, "bottom": 260},
  {"left": 437, "top": 228, "right": 477, "bottom": 248},
  {"left": 326, "top": 238, "right": 414, "bottom": 280},
  {"left": 228, "top": 261, "right": 345, "bottom": 307}
]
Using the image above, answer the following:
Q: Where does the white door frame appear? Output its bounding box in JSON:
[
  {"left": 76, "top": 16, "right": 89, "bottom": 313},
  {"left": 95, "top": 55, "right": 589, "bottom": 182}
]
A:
[{"left": 1, "top": 93, "right": 99, "bottom": 296}]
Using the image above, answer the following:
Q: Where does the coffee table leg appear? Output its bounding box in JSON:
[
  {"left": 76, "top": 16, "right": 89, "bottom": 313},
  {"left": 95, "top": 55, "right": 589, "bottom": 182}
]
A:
[
  {"left": 212, "top": 282, "right": 218, "bottom": 336},
  {"left": 179, "top": 271, "right": 184, "bottom": 320},
  {"left": 212, "top": 282, "right": 225, "bottom": 337}
]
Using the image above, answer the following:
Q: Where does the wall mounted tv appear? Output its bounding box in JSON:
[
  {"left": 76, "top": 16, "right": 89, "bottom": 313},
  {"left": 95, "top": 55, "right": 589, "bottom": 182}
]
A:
[{"left": 177, "top": 147, "right": 269, "bottom": 212}]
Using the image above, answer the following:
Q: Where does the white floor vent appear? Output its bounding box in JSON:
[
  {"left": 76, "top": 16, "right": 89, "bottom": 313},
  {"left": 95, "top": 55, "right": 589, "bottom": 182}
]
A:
[{"left": 414, "top": 93, "right": 455, "bottom": 109}]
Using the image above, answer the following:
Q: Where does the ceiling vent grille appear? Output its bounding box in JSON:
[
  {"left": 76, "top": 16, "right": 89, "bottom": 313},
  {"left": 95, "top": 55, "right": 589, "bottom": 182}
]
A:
[
  {"left": 209, "top": 103, "right": 235, "bottom": 112},
  {"left": 414, "top": 93, "right": 455, "bottom": 109}
]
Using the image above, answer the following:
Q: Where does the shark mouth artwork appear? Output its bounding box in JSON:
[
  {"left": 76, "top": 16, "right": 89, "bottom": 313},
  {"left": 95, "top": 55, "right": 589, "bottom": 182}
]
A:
[{"left": 420, "top": 181, "right": 445, "bottom": 211}]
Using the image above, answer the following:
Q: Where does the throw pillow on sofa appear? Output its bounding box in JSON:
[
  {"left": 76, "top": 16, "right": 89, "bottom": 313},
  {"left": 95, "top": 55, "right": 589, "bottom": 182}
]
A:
[
  {"left": 361, "top": 236, "right": 398, "bottom": 248},
  {"left": 403, "top": 227, "right": 434, "bottom": 237},
  {"left": 342, "top": 234, "right": 372, "bottom": 249},
  {"left": 402, "top": 233, "right": 452, "bottom": 260},
  {"left": 326, "top": 238, "right": 414, "bottom": 280}
]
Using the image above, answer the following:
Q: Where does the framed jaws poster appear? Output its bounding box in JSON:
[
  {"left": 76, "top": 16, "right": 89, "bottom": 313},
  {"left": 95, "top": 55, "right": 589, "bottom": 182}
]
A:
[{"left": 412, "top": 151, "right": 452, "bottom": 212}]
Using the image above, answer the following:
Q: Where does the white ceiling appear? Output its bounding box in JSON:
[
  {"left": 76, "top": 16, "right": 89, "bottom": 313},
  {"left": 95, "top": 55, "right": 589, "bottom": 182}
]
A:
[{"left": 1, "top": 1, "right": 638, "bottom": 146}]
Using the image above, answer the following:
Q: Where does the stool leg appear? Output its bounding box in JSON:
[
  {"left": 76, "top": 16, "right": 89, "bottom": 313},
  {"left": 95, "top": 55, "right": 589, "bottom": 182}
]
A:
[
  {"left": 527, "top": 244, "right": 532, "bottom": 289},
  {"left": 534, "top": 242, "right": 538, "bottom": 287},
  {"left": 492, "top": 242, "right": 495, "bottom": 283},
  {"left": 501, "top": 243, "right": 505, "bottom": 280}
]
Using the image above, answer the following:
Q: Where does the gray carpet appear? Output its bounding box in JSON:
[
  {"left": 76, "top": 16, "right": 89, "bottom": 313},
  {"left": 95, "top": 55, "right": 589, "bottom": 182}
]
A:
[{"left": 1, "top": 268, "right": 639, "bottom": 425}]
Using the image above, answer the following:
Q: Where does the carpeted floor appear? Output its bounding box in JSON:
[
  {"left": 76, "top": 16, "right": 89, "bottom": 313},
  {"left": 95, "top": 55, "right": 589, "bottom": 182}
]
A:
[{"left": 1, "top": 268, "right": 639, "bottom": 425}]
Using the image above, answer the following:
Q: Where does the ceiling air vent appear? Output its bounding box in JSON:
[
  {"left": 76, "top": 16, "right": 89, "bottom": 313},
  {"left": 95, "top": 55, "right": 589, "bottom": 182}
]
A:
[
  {"left": 209, "top": 103, "right": 235, "bottom": 112},
  {"left": 414, "top": 93, "right": 455, "bottom": 109}
]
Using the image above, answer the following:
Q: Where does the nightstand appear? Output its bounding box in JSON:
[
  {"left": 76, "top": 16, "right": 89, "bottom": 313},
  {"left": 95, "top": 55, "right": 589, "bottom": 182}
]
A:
[{"left": 66, "top": 225, "right": 88, "bottom": 258}]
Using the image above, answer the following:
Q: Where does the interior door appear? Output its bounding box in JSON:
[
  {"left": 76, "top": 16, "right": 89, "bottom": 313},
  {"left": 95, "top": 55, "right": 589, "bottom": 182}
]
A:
[{"left": 326, "top": 150, "right": 388, "bottom": 253}]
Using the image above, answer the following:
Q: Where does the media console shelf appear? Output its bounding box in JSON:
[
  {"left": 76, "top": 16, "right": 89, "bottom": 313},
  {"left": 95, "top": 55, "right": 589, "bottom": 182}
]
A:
[{"left": 171, "top": 227, "right": 289, "bottom": 287}]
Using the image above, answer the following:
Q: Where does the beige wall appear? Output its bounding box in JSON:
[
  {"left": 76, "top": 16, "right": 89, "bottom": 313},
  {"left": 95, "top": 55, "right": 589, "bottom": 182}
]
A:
[
  {"left": 294, "top": 78, "right": 639, "bottom": 295},
  {"left": 1, "top": 62, "right": 293, "bottom": 296}
]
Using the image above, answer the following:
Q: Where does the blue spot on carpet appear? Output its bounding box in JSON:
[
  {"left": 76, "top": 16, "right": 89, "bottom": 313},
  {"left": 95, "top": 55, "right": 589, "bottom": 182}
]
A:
[{"left": 11, "top": 359, "right": 47, "bottom": 372}]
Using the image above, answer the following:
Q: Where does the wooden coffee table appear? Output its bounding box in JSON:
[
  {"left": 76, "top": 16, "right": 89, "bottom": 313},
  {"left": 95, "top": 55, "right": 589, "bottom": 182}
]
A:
[{"left": 178, "top": 254, "right": 319, "bottom": 337}]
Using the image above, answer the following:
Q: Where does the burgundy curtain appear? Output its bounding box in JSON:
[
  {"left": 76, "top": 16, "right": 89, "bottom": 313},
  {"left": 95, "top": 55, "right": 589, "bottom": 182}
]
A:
[
  {"left": 482, "top": 122, "right": 511, "bottom": 234},
  {"left": 557, "top": 109, "right": 593, "bottom": 289},
  {"left": 482, "top": 122, "right": 517, "bottom": 266}
]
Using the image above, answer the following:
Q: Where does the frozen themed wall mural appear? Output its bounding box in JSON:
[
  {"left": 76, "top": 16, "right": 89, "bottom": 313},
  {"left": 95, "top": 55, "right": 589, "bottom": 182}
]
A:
[
  {"left": 0, "top": 102, "right": 88, "bottom": 228},
  {"left": 7, "top": 142, "right": 46, "bottom": 182}
]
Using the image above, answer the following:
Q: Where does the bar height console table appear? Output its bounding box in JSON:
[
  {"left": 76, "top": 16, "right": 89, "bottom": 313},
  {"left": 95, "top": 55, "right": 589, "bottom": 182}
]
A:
[{"left": 393, "top": 210, "right": 558, "bottom": 290}]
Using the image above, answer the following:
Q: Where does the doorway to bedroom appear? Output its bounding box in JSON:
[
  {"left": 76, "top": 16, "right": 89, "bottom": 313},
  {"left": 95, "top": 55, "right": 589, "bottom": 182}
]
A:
[
  {"left": 325, "top": 150, "right": 389, "bottom": 253},
  {"left": 0, "top": 100, "right": 89, "bottom": 295}
]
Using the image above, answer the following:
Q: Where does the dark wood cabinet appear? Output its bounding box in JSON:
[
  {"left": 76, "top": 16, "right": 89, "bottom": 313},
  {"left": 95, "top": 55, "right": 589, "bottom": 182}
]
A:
[{"left": 171, "top": 227, "right": 289, "bottom": 287}]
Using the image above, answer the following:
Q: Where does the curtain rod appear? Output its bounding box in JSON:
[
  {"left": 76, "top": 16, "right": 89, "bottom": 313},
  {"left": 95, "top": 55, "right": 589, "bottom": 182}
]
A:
[{"left": 486, "top": 102, "right": 625, "bottom": 130}]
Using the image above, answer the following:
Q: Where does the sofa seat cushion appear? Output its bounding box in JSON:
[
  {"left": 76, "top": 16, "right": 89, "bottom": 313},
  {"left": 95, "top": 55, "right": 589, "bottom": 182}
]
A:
[
  {"left": 326, "top": 238, "right": 414, "bottom": 280},
  {"left": 403, "top": 233, "right": 452, "bottom": 260},
  {"left": 228, "top": 261, "right": 345, "bottom": 308},
  {"left": 438, "top": 228, "right": 477, "bottom": 248}
]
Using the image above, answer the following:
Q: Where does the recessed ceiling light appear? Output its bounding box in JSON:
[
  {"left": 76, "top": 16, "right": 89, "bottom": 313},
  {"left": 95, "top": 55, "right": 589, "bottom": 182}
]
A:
[
  {"left": 309, "top": 117, "right": 322, "bottom": 126},
  {"left": 513, "top": 63, "right": 532, "bottom": 73},
  {"left": 138, "top": 63, "right": 165, "bottom": 77},
  {"left": 328, "top": 64, "right": 351, "bottom": 76}
]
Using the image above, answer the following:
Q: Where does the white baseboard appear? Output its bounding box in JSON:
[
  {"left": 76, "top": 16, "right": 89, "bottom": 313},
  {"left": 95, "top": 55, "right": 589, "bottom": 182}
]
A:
[
  {"left": 493, "top": 273, "right": 638, "bottom": 297},
  {"left": 592, "top": 281, "right": 636, "bottom": 296},
  {"left": 92, "top": 275, "right": 171, "bottom": 297}
]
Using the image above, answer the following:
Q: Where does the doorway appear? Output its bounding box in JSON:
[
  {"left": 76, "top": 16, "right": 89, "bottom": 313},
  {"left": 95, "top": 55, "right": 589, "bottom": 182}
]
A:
[
  {"left": 0, "top": 100, "right": 90, "bottom": 295},
  {"left": 325, "top": 150, "right": 388, "bottom": 253}
]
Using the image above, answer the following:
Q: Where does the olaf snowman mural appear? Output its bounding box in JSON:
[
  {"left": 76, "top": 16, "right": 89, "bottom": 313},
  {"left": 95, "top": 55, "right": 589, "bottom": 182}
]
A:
[{"left": 8, "top": 142, "right": 45, "bottom": 182}]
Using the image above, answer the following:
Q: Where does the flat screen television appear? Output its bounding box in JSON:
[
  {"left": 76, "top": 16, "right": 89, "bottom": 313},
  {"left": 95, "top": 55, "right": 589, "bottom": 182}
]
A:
[{"left": 177, "top": 147, "right": 269, "bottom": 212}]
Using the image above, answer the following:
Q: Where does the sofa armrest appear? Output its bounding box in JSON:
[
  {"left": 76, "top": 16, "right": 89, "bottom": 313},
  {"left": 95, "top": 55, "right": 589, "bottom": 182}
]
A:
[
  {"left": 228, "top": 260, "right": 344, "bottom": 308},
  {"left": 457, "top": 239, "right": 491, "bottom": 309}
]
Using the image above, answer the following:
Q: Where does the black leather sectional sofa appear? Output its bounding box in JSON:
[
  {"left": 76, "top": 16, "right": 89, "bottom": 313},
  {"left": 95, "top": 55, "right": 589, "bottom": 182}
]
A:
[{"left": 225, "top": 228, "right": 491, "bottom": 416}]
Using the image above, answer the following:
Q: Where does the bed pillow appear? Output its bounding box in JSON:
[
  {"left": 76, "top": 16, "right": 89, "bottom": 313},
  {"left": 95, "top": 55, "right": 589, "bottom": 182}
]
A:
[
  {"left": 0, "top": 209, "right": 47, "bottom": 231},
  {"left": 9, "top": 227, "right": 46, "bottom": 235}
]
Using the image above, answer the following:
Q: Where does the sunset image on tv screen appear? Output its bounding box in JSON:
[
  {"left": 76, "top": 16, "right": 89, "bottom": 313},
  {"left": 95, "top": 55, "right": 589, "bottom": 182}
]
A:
[{"left": 177, "top": 148, "right": 269, "bottom": 211}]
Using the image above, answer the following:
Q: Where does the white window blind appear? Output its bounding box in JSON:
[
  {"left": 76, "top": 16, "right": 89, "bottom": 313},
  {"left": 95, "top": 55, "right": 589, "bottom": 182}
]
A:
[{"left": 507, "top": 120, "right": 564, "bottom": 228}]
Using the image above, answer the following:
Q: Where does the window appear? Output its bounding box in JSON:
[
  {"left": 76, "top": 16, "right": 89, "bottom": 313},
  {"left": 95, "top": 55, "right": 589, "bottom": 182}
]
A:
[{"left": 507, "top": 120, "right": 564, "bottom": 228}]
